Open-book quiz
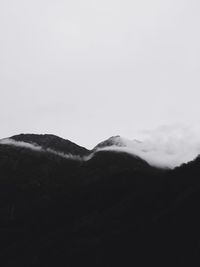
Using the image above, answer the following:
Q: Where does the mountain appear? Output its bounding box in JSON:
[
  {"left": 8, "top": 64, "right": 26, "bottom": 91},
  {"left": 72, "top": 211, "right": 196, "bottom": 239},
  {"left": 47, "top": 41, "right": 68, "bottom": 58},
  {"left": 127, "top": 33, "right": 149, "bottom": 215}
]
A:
[
  {"left": 93, "top": 135, "right": 142, "bottom": 150},
  {"left": 0, "top": 134, "right": 200, "bottom": 266},
  {"left": 93, "top": 135, "right": 126, "bottom": 149},
  {"left": 11, "top": 133, "right": 90, "bottom": 156}
]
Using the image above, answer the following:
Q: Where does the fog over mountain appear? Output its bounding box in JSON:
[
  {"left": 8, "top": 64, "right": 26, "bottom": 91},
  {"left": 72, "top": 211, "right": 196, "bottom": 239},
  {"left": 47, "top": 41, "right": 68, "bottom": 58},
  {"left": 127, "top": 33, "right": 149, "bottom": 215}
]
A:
[
  {"left": 1, "top": 127, "right": 200, "bottom": 168},
  {"left": 95, "top": 127, "right": 200, "bottom": 168}
]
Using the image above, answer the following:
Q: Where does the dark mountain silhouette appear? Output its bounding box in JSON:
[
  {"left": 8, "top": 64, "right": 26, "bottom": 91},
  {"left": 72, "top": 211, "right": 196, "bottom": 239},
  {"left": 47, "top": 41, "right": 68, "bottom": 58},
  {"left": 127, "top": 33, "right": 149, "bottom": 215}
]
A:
[
  {"left": 11, "top": 134, "right": 90, "bottom": 156},
  {"left": 0, "top": 134, "right": 199, "bottom": 267}
]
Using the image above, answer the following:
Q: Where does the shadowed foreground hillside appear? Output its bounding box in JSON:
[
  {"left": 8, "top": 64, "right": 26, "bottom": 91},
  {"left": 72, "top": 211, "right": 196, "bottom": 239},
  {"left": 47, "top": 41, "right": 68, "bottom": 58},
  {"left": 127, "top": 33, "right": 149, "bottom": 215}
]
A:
[{"left": 0, "top": 134, "right": 200, "bottom": 267}]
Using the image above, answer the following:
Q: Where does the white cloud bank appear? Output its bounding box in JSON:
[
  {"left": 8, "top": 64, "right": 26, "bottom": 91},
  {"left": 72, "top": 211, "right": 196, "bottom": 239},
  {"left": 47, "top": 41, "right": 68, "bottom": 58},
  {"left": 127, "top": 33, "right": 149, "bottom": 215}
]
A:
[{"left": 97, "top": 125, "right": 200, "bottom": 168}]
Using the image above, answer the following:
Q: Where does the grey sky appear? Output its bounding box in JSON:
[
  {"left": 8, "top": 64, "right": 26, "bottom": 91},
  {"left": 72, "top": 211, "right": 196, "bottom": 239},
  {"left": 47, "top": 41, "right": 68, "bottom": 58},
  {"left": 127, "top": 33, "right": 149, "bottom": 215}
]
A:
[{"left": 1, "top": 0, "right": 200, "bottom": 148}]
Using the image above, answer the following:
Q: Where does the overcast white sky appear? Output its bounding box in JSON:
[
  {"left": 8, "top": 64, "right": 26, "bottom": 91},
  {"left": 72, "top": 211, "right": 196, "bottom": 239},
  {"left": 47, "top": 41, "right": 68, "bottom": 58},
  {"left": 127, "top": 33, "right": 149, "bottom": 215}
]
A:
[{"left": 1, "top": 0, "right": 200, "bottom": 148}]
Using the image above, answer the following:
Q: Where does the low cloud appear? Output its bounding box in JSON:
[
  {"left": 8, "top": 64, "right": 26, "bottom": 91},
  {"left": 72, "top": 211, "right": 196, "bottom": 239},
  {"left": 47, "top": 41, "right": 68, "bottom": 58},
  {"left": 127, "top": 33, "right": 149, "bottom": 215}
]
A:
[
  {"left": 97, "top": 125, "right": 200, "bottom": 168},
  {"left": 0, "top": 138, "right": 42, "bottom": 151},
  {"left": 0, "top": 138, "right": 85, "bottom": 161}
]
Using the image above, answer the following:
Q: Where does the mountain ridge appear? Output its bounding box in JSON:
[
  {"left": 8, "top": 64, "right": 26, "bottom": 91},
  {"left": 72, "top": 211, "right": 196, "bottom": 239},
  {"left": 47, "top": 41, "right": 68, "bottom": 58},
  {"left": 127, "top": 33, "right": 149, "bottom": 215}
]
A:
[
  {"left": 11, "top": 133, "right": 90, "bottom": 156},
  {"left": 2, "top": 133, "right": 198, "bottom": 169}
]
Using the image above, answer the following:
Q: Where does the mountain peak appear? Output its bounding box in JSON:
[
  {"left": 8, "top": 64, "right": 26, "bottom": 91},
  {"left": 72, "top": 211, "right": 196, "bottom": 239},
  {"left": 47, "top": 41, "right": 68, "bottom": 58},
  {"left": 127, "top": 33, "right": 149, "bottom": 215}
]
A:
[
  {"left": 93, "top": 135, "right": 126, "bottom": 150},
  {"left": 10, "top": 133, "right": 90, "bottom": 156}
]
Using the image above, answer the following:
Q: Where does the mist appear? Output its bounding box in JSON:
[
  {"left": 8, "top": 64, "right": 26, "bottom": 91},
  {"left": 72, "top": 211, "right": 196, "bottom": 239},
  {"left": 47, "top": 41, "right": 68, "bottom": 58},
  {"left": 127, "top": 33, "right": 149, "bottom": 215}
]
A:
[{"left": 96, "top": 125, "right": 200, "bottom": 168}]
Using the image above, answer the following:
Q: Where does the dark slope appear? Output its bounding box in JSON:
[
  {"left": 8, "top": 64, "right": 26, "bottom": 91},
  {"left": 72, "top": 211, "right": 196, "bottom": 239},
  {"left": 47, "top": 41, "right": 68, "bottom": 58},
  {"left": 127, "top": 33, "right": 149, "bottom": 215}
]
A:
[
  {"left": 0, "top": 135, "right": 200, "bottom": 266},
  {"left": 11, "top": 134, "right": 90, "bottom": 156}
]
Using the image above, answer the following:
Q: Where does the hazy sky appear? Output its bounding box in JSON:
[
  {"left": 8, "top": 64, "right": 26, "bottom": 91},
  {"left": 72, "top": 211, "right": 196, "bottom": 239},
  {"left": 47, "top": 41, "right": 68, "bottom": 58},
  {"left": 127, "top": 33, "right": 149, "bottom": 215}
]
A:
[{"left": 1, "top": 0, "right": 200, "bottom": 148}]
